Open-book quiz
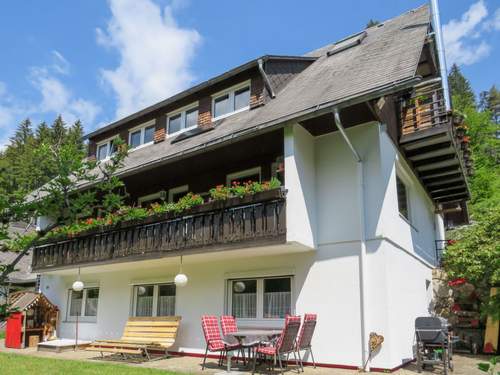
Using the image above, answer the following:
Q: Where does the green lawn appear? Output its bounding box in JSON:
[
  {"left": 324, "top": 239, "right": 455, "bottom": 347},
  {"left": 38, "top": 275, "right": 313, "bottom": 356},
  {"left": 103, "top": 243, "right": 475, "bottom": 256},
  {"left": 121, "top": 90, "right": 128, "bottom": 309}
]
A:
[
  {"left": 0, "top": 331, "right": 4, "bottom": 339},
  {"left": 0, "top": 353, "right": 186, "bottom": 375}
]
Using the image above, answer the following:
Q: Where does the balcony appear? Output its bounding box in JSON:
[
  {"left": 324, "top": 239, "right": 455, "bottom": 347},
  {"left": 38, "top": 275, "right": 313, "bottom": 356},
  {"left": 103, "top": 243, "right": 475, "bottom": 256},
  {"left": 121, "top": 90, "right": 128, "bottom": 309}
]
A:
[
  {"left": 398, "top": 80, "right": 470, "bottom": 204},
  {"left": 32, "top": 189, "right": 286, "bottom": 271}
]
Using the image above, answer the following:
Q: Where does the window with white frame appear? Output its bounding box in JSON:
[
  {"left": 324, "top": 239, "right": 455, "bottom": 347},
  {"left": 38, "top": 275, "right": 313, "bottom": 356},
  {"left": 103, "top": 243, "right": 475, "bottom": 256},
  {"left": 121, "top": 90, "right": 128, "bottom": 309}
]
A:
[
  {"left": 132, "top": 283, "right": 176, "bottom": 317},
  {"left": 96, "top": 139, "right": 118, "bottom": 161},
  {"left": 226, "top": 167, "right": 261, "bottom": 187},
  {"left": 167, "top": 103, "right": 198, "bottom": 136},
  {"left": 67, "top": 287, "right": 99, "bottom": 321},
  {"left": 227, "top": 276, "right": 292, "bottom": 320},
  {"left": 396, "top": 175, "right": 410, "bottom": 221},
  {"left": 138, "top": 191, "right": 166, "bottom": 207},
  {"left": 212, "top": 82, "right": 250, "bottom": 120},
  {"left": 168, "top": 185, "right": 189, "bottom": 203},
  {"left": 129, "top": 121, "right": 156, "bottom": 149}
]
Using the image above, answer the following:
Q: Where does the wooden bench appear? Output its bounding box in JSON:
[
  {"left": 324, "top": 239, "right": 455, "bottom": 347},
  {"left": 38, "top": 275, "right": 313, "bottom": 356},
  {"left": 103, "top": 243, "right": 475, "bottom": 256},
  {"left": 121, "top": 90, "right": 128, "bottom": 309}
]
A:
[{"left": 86, "top": 316, "right": 181, "bottom": 360}]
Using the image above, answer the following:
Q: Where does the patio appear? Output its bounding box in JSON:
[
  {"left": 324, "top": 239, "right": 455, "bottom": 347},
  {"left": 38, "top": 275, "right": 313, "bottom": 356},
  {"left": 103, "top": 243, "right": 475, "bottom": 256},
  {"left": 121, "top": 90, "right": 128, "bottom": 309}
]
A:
[{"left": 0, "top": 339, "right": 488, "bottom": 374}]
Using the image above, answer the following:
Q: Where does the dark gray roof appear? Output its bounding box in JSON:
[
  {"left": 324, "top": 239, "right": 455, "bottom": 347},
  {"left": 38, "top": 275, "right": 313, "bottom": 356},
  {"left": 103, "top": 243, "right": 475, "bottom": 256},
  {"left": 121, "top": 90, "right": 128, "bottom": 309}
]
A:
[
  {"left": 107, "top": 5, "right": 430, "bottom": 177},
  {"left": 29, "top": 5, "right": 430, "bottom": 197}
]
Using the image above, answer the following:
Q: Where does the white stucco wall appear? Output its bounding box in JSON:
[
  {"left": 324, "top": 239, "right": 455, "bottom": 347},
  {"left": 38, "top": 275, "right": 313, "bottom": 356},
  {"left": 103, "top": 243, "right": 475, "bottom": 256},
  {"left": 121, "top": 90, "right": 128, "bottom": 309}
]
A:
[
  {"left": 40, "top": 120, "right": 441, "bottom": 370},
  {"left": 284, "top": 124, "right": 317, "bottom": 248}
]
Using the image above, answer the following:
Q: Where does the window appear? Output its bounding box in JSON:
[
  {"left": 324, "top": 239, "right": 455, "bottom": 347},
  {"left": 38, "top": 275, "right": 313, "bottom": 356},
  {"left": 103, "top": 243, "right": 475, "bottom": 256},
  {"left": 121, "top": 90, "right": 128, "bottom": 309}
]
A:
[
  {"left": 168, "top": 185, "right": 189, "bottom": 203},
  {"left": 96, "top": 139, "right": 117, "bottom": 161},
  {"left": 227, "top": 276, "right": 292, "bottom": 320},
  {"left": 396, "top": 175, "right": 410, "bottom": 220},
  {"left": 138, "top": 191, "right": 166, "bottom": 207},
  {"left": 167, "top": 104, "right": 199, "bottom": 136},
  {"left": 132, "top": 283, "right": 176, "bottom": 317},
  {"left": 226, "top": 167, "right": 261, "bottom": 187},
  {"left": 129, "top": 120, "right": 156, "bottom": 149},
  {"left": 212, "top": 82, "right": 250, "bottom": 120},
  {"left": 67, "top": 287, "right": 99, "bottom": 321}
]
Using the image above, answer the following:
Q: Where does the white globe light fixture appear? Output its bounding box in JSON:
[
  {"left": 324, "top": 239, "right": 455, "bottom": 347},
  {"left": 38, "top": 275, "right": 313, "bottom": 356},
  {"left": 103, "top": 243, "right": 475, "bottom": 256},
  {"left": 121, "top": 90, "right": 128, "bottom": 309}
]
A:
[
  {"left": 174, "top": 255, "right": 188, "bottom": 287},
  {"left": 174, "top": 273, "right": 188, "bottom": 287},
  {"left": 72, "top": 280, "right": 84, "bottom": 292}
]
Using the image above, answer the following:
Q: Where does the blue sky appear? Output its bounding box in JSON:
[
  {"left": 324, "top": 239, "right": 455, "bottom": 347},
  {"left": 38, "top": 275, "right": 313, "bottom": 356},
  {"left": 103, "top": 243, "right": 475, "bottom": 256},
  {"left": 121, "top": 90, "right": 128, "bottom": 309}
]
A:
[{"left": 0, "top": 0, "right": 498, "bottom": 146}]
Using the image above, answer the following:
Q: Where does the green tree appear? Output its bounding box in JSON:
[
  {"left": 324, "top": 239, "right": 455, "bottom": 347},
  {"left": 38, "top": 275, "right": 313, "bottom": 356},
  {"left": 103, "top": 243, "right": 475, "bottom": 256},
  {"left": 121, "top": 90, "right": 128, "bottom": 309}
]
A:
[
  {"left": 444, "top": 68, "right": 500, "bottom": 320},
  {"left": 366, "top": 19, "right": 380, "bottom": 28},
  {"left": 0, "top": 136, "right": 128, "bottom": 318},
  {"left": 444, "top": 207, "right": 500, "bottom": 320},
  {"left": 448, "top": 64, "right": 476, "bottom": 111}
]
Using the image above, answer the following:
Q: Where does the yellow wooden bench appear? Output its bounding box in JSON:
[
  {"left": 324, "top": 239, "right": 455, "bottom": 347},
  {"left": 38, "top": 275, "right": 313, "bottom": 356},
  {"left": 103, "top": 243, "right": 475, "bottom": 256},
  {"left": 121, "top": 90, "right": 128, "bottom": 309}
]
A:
[{"left": 86, "top": 316, "right": 181, "bottom": 360}]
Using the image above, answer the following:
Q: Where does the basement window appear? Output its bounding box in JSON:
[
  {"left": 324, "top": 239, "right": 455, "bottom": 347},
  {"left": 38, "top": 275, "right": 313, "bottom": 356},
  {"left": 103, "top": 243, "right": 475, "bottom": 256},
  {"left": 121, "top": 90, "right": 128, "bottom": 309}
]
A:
[
  {"left": 212, "top": 81, "right": 250, "bottom": 120},
  {"left": 67, "top": 287, "right": 99, "bottom": 322},
  {"left": 396, "top": 175, "right": 410, "bottom": 221},
  {"left": 227, "top": 276, "right": 292, "bottom": 320},
  {"left": 132, "top": 283, "right": 176, "bottom": 317}
]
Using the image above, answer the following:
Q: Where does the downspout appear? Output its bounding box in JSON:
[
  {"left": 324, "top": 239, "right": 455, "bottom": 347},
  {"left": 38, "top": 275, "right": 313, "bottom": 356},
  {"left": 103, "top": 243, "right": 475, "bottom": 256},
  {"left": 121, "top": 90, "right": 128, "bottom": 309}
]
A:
[
  {"left": 257, "top": 58, "right": 276, "bottom": 99},
  {"left": 333, "top": 108, "right": 370, "bottom": 371},
  {"left": 430, "top": 0, "right": 451, "bottom": 110}
]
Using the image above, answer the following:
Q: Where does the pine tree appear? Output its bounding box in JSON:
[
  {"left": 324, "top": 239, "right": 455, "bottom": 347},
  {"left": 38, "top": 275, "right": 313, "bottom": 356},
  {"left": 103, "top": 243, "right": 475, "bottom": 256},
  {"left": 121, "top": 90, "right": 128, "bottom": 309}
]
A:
[
  {"left": 448, "top": 64, "right": 476, "bottom": 111},
  {"left": 50, "top": 115, "right": 67, "bottom": 145},
  {"left": 366, "top": 19, "right": 380, "bottom": 28},
  {"left": 68, "top": 120, "right": 85, "bottom": 150},
  {"left": 10, "top": 119, "right": 34, "bottom": 148}
]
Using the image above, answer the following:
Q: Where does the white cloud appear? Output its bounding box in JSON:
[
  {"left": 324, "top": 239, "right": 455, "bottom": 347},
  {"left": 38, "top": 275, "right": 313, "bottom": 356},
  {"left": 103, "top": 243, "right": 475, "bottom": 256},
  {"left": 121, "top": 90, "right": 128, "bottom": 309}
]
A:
[
  {"left": 52, "top": 50, "right": 70, "bottom": 75},
  {"left": 29, "top": 67, "right": 101, "bottom": 126},
  {"left": 0, "top": 52, "right": 101, "bottom": 149},
  {"left": 483, "top": 8, "right": 500, "bottom": 31},
  {"left": 443, "top": 1, "right": 499, "bottom": 66},
  {"left": 97, "top": 0, "right": 201, "bottom": 118}
]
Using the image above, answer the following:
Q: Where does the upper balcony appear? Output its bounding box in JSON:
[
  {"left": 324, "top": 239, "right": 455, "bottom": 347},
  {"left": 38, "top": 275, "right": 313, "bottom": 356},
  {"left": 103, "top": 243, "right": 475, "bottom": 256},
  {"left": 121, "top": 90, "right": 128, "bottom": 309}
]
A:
[
  {"left": 31, "top": 130, "right": 303, "bottom": 272},
  {"left": 397, "top": 80, "right": 471, "bottom": 205},
  {"left": 32, "top": 188, "right": 286, "bottom": 271}
]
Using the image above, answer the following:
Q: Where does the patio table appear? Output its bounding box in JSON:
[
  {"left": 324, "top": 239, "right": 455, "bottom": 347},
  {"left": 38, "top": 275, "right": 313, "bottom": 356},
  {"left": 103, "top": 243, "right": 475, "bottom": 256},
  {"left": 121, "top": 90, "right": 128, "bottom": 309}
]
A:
[{"left": 219, "top": 329, "right": 282, "bottom": 374}]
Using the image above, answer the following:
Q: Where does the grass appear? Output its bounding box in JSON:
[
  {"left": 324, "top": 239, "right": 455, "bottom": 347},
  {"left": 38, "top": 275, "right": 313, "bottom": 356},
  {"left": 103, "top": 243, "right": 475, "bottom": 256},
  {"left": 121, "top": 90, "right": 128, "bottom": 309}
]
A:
[
  {"left": 0, "top": 352, "right": 186, "bottom": 375},
  {"left": 0, "top": 331, "right": 4, "bottom": 339}
]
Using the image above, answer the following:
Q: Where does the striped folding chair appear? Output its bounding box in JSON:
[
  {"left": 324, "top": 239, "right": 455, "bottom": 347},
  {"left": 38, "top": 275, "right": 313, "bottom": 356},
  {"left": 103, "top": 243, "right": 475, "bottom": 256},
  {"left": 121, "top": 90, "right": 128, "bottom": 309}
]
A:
[
  {"left": 252, "top": 315, "right": 302, "bottom": 375},
  {"left": 295, "top": 313, "right": 317, "bottom": 371},
  {"left": 201, "top": 315, "right": 239, "bottom": 370},
  {"left": 220, "top": 315, "right": 246, "bottom": 364}
]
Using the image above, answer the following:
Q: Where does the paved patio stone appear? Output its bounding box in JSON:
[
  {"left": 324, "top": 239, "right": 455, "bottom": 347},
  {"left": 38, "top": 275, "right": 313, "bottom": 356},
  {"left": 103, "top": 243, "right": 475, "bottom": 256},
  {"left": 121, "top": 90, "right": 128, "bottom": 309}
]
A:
[{"left": 0, "top": 339, "right": 488, "bottom": 374}]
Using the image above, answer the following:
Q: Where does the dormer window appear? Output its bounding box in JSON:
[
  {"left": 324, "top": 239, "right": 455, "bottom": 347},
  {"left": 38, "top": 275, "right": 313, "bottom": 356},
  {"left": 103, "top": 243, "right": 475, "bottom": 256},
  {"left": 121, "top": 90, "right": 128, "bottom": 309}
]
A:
[
  {"left": 96, "top": 138, "right": 117, "bottom": 161},
  {"left": 129, "top": 120, "right": 155, "bottom": 149},
  {"left": 212, "top": 81, "right": 250, "bottom": 121},
  {"left": 167, "top": 103, "right": 199, "bottom": 136}
]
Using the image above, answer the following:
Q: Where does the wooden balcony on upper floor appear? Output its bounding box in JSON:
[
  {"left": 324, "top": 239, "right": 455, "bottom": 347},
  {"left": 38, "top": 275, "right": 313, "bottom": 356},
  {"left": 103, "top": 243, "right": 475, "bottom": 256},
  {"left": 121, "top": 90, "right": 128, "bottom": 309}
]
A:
[
  {"left": 397, "top": 80, "right": 471, "bottom": 205},
  {"left": 32, "top": 189, "right": 286, "bottom": 271}
]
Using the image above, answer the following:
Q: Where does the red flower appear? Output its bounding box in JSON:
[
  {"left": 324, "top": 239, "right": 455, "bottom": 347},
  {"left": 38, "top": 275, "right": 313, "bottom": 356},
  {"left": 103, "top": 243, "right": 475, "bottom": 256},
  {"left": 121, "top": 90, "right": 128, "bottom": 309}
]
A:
[
  {"left": 448, "top": 278, "right": 466, "bottom": 286},
  {"left": 447, "top": 239, "right": 457, "bottom": 245},
  {"left": 86, "top": 218, "right": 94, "bottom": 225}
]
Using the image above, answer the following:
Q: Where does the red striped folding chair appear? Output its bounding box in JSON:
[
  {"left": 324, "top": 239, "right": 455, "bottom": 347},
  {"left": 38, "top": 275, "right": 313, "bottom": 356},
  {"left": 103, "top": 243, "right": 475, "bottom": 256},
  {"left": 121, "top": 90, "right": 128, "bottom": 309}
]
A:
[
  {"left": 201, "top": 315, "right": 239, "bottom": 370},
  {"left": 295, "top": 313, "right": 317, "bottom": 371},
  {"left": 252, "top": 315, "right": 302, "bottom": 374}
]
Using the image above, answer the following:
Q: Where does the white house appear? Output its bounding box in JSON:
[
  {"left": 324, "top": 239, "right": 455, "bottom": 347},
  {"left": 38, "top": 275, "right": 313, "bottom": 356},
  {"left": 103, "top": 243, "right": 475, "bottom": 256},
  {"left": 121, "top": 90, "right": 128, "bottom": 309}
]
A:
[{"left": 34, "top": 5, "right": 470, "bottom": 372}]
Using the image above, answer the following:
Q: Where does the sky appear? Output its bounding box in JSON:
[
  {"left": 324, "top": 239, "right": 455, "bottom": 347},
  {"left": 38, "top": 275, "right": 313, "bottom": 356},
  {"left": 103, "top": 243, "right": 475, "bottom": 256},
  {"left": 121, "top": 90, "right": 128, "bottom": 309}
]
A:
[{"left": 0, "top": 0, "right": 498, "bottom": 147}]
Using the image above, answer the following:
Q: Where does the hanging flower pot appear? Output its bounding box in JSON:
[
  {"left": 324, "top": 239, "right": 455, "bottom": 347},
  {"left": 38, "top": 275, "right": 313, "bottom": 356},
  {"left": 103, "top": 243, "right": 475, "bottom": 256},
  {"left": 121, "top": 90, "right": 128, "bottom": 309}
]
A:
[{"left": 456, "top": 127, "right": 466, "bottom": 138}]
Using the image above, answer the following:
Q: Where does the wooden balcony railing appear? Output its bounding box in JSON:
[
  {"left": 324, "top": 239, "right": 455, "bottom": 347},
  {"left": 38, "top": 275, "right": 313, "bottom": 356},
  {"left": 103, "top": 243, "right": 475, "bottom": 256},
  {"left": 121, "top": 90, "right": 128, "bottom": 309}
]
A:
[
  {"left": 400, "top": 81, "right": 450, "bottom": 136},
  {"left": 32, "top": 189, "right": 286, "bottom": 271}
]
